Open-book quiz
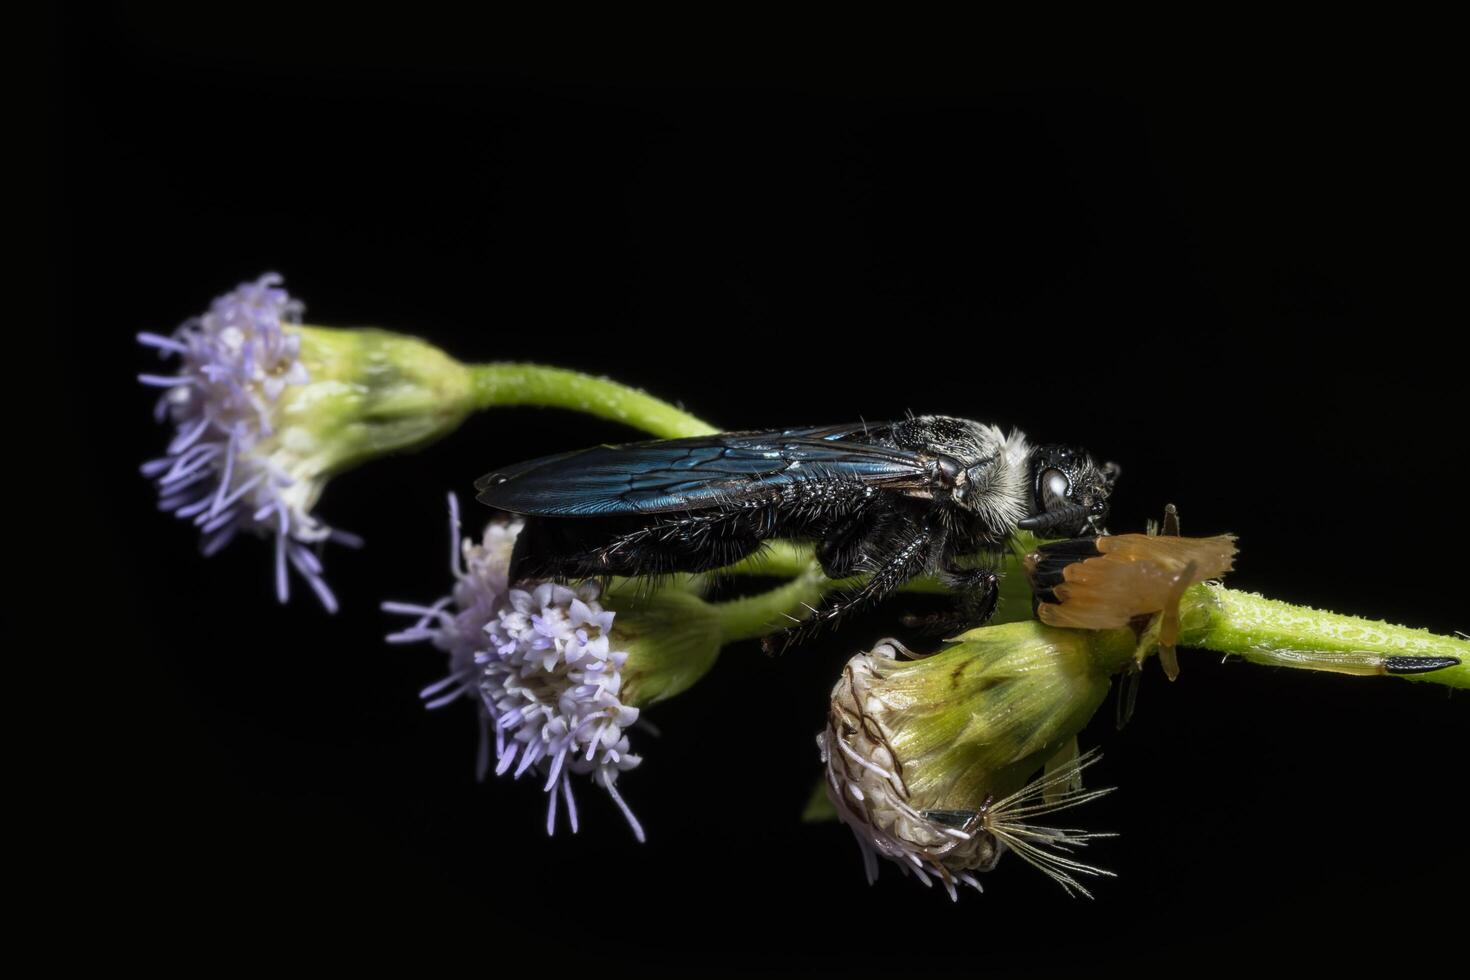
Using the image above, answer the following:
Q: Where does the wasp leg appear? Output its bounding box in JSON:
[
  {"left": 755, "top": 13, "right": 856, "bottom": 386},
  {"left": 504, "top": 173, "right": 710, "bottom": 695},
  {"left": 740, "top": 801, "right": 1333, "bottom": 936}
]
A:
[
  {"left": 900, "top": 565, "right": 1000, "bottom": 638},
  {"left": 763, "top": 523, "right": 936, "bottom": 653},
  {"left": 596, "top": 508, "right": 771, "bottom": 576},
  {"left": 513, "top": 509, "right": 770, "bottom": 581},
  {"left": 815, "top": 509, "right": 884, "bottom": 579}
]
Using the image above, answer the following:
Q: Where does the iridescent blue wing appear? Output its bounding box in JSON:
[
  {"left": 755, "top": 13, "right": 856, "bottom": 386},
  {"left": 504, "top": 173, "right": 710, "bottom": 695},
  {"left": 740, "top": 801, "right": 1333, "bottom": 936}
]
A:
[{"left": 473, "top": 426, "right": 929, "bottom": 516}]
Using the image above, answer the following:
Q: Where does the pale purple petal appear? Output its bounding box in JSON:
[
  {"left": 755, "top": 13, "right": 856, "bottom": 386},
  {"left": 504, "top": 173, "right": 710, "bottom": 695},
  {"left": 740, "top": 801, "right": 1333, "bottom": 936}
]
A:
[
  {"left": 139, "top": 273, "right": 348, "bottom": 609},
  {"left": 383, "top": 503, "right": 644, "bottom": 840}
]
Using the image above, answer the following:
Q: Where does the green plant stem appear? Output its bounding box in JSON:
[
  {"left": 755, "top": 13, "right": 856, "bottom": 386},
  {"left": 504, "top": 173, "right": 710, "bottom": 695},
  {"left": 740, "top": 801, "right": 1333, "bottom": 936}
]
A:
[
  {"left": 469, "top": 363, "right": 715, "bottom": 439},
  {"left": 713, "top": 569, "right": 829, "bottom": 644},
  {"left": 720, "top": 540, "right": 815, "bottom": 579},
  {"left": 1178, "top": 584, "right": 1469, "bottom": 689}
]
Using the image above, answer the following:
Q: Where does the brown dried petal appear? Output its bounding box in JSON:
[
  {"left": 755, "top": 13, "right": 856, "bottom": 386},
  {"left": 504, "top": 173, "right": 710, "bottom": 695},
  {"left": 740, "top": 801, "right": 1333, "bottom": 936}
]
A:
[{"left": 1037, "top": 533, "right": 1237, "bottom": 630}]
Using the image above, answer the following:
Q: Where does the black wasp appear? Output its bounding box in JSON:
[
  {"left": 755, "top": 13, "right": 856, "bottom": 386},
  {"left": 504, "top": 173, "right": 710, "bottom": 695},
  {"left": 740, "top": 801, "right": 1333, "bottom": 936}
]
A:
[{"left": 475, "top": 416, "right": 1118, "bottom": 645}]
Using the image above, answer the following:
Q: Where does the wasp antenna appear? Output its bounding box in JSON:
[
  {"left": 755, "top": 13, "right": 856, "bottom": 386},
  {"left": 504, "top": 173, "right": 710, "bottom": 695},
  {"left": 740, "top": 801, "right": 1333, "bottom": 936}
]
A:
[{"left": 1017, "top": 502, "right": 1089, "bottom": 532}]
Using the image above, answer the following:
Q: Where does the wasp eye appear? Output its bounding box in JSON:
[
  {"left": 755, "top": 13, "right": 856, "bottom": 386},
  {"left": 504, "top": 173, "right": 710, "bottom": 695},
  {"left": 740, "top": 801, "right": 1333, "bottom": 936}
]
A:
[{"left": 1041, "top": 468, "right": 1071, "bottom": 509}]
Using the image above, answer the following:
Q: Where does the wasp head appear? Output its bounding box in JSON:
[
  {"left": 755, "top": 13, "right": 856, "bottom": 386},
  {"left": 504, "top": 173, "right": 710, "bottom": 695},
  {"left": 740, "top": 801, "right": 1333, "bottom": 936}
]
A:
[{"left": 1017, "top": 445, "right": 1119, "bottom": 537}]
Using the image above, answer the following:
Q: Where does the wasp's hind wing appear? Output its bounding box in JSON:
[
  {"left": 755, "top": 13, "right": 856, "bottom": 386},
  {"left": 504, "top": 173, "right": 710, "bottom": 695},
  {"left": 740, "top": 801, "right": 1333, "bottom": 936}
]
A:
[{"left": 474, "top": 429, "right": 932, "bottom": 518}]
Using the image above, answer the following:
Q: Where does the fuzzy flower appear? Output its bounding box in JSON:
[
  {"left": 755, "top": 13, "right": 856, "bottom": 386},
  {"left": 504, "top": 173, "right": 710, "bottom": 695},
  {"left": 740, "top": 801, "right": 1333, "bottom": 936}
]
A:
[
  {"left": 483, "top": 578, "right": 645, "bottom": 840},
  {"left": 384, "top": 495, "right": 522, "bottom": 778},
  {"left": 141, "top": 274, "right": 476, "bottom": 610},
  {"left": 385, "top": 497, "right": 727, "bottom": 841},
  {"left": 819, "top": 626, "right": 1129, "bottom": 899},
  {"left": 139, "top": 274, "right": 345, "bottom": 608}
]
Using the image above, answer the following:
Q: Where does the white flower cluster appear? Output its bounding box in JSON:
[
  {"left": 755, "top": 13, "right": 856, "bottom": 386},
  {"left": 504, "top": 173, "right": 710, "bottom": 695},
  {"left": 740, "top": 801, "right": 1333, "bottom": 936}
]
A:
[
  {"left": 139, "top": 273, "right": 353, "bottom": 610},
  {"left": 386, "top": 497, "right": 644, "bottom": 840},
  {"left": 484, "top": 582, "right": 644, "bottom": 839}
]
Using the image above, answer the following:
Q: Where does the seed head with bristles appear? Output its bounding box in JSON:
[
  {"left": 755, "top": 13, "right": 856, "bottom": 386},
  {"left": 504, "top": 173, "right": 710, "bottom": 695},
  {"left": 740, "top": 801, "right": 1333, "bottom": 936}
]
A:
[{"left": 819, "top": 634, "right": 1121, "bottom": 899}]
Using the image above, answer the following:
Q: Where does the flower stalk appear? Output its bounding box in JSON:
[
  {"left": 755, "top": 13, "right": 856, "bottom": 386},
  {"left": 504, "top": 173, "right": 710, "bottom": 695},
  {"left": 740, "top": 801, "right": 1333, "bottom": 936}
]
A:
[
  {"left": 704, "top": 565, "right": 830, "bottom": 644},
  {"left": 1177, "top": 584, "right": 1469, "bottom": 689},
  {"left": 470, "top": 363, "right": 715, "bottom": 439}
]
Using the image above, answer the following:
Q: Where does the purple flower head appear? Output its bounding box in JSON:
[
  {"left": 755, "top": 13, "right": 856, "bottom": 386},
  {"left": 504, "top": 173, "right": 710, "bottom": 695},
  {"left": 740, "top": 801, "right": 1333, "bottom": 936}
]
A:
[
  {"left": 484, "top": 579, "right": 644, "bottom": 841},
  {"left": 139, "top": 274, "right": 358, "bottom": 611},
  {"left": 385, "top": 497, "right": 645, "bottom": 841},
  {"left": 384, "top": 495, "right": 523, "bottom": 779}
]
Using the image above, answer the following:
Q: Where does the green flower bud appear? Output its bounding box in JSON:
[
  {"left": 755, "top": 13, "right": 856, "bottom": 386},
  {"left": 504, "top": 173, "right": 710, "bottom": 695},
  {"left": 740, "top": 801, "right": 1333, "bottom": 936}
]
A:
[
  {"left": 820, "top": 622, "right": 1133, "bottom": 898},
  {"left": 605, "top": 583, "right": 725, "bottom": 708},
  {"left": 284, "top": 325, "right": 474, "bottom": 478}
]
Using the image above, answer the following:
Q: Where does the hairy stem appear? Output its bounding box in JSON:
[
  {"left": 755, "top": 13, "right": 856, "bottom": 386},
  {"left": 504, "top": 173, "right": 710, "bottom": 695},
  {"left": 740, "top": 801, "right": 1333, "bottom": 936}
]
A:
[
  {"left": 1179, "top": 584, "right": 1469, "bottom": 689},
  {"left": 713, "top": 568, "right": 829, "bottom": 644},
  {"left": 469, "top": 363, "right": 715, "bottom": 439}
]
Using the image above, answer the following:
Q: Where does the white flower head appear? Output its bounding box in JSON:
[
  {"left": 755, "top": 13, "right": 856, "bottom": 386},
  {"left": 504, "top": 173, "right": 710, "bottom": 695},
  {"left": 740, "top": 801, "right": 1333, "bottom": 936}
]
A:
[
  {"left": 384, "top": 495, "right": 521, "bottom": 775},
  {"left": 139, "top": 273, "right": 357, "bottom": 610},
  {"left": 385, "top": 496, "right": 645, "bottom": 841},
  {"left": 484, "top": 579, "right": 644, "bottom": 841}
]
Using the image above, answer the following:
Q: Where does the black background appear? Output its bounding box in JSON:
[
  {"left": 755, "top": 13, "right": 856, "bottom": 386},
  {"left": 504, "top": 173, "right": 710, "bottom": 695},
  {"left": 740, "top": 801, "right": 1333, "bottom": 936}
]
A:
[{"left": 49, "top": 8, "right": 1463, "bottom": 975}]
